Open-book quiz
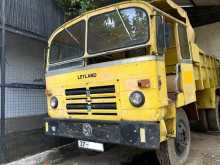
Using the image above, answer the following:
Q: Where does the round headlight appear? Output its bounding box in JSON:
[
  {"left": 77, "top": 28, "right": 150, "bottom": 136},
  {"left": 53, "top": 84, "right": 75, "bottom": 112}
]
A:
[
  {"left": 129, "top": 91, "right": 145, "bottom": 107},
  {"left": 50, "top": 97, "right": 58, "bottom": 109}
]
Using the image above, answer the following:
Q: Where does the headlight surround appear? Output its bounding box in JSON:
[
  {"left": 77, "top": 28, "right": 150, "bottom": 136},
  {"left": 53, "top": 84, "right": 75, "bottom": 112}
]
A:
[
  {"left": 129, "top": 91, "right": 145, "bottom": 107},
  {"left": 50, "top": 96, "right": 58, "bottom": 109}
]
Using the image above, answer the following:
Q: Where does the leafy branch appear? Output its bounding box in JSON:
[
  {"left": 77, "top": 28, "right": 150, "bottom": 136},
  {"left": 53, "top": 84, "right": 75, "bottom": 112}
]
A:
[{"left": 55, "top": 0, "right": 96, "bottom": 20}]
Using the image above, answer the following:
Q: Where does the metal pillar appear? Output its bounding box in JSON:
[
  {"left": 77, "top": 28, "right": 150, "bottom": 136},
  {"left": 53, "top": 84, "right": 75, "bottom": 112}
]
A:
[{"left": 0, "top": 0, "right": 6, "bottom": 163}]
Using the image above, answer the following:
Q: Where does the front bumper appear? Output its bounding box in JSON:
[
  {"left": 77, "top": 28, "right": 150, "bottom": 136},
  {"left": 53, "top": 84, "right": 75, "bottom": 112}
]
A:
[{"left": 45, "top": 118, "right": 160, "bottom": 150}]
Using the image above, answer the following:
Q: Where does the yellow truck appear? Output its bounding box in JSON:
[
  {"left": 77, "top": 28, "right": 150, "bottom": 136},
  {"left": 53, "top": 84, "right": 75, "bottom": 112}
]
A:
[{"left": 45, "top": 0, "right": 220, "bottom": 164}]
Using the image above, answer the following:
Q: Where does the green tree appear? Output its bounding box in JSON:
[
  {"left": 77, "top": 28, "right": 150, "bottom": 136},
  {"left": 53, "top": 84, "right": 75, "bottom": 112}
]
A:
[
  {"left": 55, "top": 0, "right": 152, "bottom": 20},
  {"left": 55, "top": 0, "right": 96, "bottom": 20}
]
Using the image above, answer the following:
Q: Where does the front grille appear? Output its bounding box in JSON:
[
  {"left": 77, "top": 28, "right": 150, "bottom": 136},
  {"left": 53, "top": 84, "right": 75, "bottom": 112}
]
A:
[{"left": 65, "top": 85, "right": 117, "bottom": 116}]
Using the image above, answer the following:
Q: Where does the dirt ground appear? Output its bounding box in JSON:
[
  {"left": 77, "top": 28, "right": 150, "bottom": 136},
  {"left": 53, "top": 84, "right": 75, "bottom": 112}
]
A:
[{"left": 56, "top": 132, "right": 220, "bottom": 165}]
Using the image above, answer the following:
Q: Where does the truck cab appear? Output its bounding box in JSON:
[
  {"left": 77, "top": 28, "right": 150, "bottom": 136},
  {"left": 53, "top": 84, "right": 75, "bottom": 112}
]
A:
[{"left": 44, "top": 1, "right": 219, "bottom": 164}]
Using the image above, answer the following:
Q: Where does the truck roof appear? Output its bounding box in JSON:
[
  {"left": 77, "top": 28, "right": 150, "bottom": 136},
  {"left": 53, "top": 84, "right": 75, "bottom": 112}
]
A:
[{"left": 150, "top": 0, "right": 195, "bottom": 42}]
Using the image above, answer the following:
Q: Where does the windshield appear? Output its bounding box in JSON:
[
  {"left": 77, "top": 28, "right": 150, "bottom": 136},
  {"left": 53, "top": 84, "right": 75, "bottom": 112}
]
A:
[
  {"left": 88, "top": 7, "right": 149, "bottom": 54},
  {"left": 48, "top": 7, "right": 150, "bottom": 71},
  {"left": 49, "top": 21, "right": 85, "bottom": 65}
]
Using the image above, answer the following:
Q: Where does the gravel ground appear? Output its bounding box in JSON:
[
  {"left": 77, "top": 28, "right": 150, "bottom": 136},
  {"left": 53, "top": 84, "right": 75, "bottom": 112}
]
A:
[
  {"left": 56, "top": 132, "right": 220, "bottom": 165},
  {"left": 187, "top": 132, "right": 220, "bottom": 165}
]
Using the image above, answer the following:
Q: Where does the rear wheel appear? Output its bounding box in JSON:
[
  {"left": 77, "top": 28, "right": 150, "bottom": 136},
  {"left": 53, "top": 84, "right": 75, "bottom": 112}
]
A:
[
  {"left": 207, "top": 96, "right": 220, "bottom": 131},
  {"left": 156, "top": 110, "right": 191, "bottom": 165}
]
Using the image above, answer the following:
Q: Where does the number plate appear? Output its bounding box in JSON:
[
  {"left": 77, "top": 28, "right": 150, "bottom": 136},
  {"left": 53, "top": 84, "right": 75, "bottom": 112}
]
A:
[{"left": 78, "top": 140, "right": 104, "bottom": 152}]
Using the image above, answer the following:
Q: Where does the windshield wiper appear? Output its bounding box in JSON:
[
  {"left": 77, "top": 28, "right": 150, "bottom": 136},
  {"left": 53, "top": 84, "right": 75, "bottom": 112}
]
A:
[
  {"left": 116, "top": 8, "right": 133, "bottom": 41},
  {"left": 116, "top": 8, "right": 133, "bottom": 40},
  {"left": 65, "top": 28, "right": 80, "bottom": 45}
]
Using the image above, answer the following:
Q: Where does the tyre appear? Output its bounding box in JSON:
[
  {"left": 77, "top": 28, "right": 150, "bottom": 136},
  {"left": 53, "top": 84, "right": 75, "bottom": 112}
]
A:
[
  {"left": 156, "top": 110, "right": 191, "bottom": 165},
  {"left": 207, "top": 96, "right": 220, "bottom": 131}
]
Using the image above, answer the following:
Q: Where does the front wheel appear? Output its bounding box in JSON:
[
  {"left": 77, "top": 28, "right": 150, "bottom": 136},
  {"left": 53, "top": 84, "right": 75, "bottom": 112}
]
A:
[{"left": 156, "top": 110, "right": 191, "bottom": 165}]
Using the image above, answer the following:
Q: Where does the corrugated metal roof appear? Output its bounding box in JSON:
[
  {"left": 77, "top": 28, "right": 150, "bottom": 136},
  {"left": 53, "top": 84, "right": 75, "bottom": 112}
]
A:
[{"left": 0, "top": 0, "right": 64, "bottom": 37}]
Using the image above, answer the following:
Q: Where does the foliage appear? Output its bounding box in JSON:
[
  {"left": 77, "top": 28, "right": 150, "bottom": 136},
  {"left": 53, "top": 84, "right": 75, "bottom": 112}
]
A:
[
  {"left": 55, "top": 0, "right": 96, "bottom": 19},
  {"left": 55, "top": 0, "right": 153, "bottom": 20}
]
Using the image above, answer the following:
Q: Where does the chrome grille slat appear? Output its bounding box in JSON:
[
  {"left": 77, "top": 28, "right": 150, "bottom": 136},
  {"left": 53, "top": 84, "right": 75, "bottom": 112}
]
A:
[
  {"left": 66, "top": 103, "right": 87, "bottom": 110},
  {"left": 66, "top": 103, "right": 117, "bottom": 110},
  {"left": 92, "top": 113, "right": 117, "bottom": 116},
  {"left": 92, "top": 103, "right": 116, "bottom": 109},
  {"left": 65, "top": 88, "right": 86, "bottom": 95},
  {"left": 67, "top": 112, "right": 88, "bottom": 115},
  {"left": 66, "top": 97, "right": 87, "bottom": 100},
  {"left": 91, "top": 96, "right": 116, "bottom": 99},
  {"left": 90, "top": 85, "right": 115, "bottom": 94}
]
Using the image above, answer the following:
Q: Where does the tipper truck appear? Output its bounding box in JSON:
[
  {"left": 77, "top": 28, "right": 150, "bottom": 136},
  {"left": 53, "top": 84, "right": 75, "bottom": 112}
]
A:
[{"left": 45, "top": 0, "right": 220, "bottom": 164}]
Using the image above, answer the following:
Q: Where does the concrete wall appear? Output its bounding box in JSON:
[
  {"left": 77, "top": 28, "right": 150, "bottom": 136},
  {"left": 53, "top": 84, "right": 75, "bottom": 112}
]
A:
[{"left": 195, "top": 22, "right": 220, "bottom": 57}]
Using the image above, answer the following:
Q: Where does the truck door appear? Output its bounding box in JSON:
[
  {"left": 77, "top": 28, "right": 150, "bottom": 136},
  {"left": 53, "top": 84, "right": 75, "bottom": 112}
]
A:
[{"left": 176, "top": 24, "right": 196, "bottom": 104}]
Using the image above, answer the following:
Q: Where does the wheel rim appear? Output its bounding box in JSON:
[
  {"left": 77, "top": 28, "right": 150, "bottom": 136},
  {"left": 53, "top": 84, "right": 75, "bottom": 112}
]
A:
[{"left": 175, "top": 119, "right": 189, "bottom": 156}]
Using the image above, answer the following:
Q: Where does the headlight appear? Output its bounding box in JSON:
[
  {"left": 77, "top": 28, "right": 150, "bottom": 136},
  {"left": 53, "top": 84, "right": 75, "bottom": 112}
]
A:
[
  {"left": 50, "top": 97, "right": 58, "bottom": 109},
  {"left": 129, "top": 91, "right": 145, "bottom": 107}
]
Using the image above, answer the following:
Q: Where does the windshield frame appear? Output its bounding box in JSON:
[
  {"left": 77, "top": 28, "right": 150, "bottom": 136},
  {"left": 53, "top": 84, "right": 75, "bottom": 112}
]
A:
[
  {"left": 48, "top": 19, "right": 86, "bottom": 67},
  {"left": 47, "top": 3, "right": 152, "bottom": 72}
]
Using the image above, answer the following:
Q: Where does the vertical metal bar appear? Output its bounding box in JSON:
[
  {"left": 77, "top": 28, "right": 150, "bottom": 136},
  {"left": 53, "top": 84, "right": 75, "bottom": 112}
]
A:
[
  {"left": 0, "top": 0, "right": 6, "bottom": 163},
  {"left": 1, "top": 0, "right": 6, "bottom": 137}
]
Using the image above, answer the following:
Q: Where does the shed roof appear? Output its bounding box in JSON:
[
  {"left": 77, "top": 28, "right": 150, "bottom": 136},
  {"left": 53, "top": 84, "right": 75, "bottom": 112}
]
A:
[{"left": 0, "top": 0, "right": 64, "bottom": 38}]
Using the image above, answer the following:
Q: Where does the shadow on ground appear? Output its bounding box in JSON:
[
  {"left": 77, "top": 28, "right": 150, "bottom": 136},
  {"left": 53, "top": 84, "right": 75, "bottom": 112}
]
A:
[{"left": 125, "top": 151, "right": 160, "bottom": 165}]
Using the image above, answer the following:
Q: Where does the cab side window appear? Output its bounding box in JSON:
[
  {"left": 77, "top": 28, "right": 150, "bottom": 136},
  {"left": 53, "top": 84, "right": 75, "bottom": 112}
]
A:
[
  {"left": 164, "top": 22, "right": 174, "bottom": 48},
  {"left": 178, "top": 24, "right": 191, "bottom": 59},
  {"left": 156, "top": 15, "right": 165, "bottom": 55}
]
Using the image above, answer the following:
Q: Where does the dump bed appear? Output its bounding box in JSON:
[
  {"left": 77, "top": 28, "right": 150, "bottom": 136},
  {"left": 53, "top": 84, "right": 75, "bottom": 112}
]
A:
[{"left": 191, "top": 43, "right": 220, "bottom": 91}]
